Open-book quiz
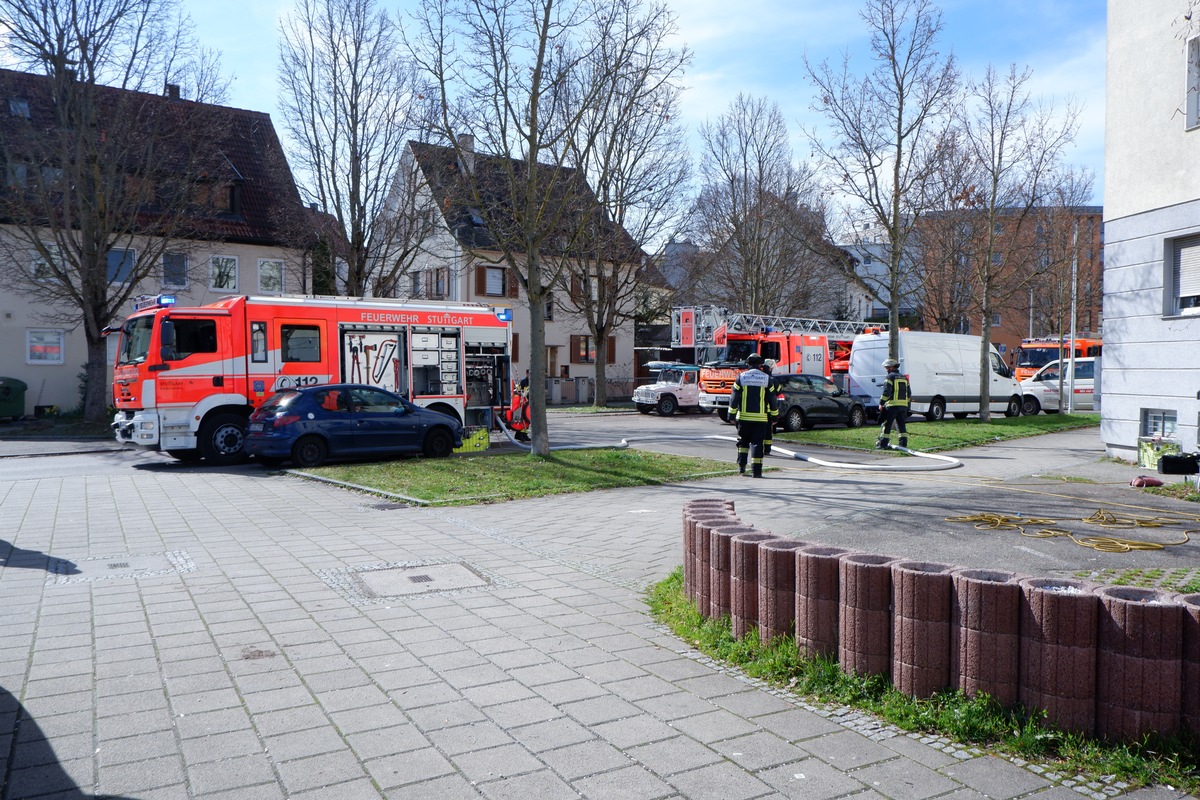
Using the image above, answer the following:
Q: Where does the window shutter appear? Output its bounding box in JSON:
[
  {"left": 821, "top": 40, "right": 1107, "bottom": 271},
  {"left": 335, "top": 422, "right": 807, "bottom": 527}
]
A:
[
  {"left": 571, "top": 276, "right": 582, "bottom": 298},
  {"left": 475, "top": 266, "right": 487, "bottom": 296},
  {"left": 507, "top": 269, "right": 519, "bottom": 299},
  {"left": 1174, "top": 235, "right": 1200, "bottom": 298},
  {"left": 606, "top": 335, "right": 616, "bottom": 364},
  {"left": 570, "top": 335, "right": 582, "bottom": 364},
  {"left": 512, "top": 332, "right": 519, "bottom": 363}
]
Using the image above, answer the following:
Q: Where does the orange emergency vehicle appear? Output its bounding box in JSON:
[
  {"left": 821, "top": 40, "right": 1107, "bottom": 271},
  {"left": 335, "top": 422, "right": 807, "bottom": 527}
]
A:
[
  {"left": 1013, "top": 337, "right": 1102, "bottom": 382},
  {"left": 671, "top": 307, "right": 882, "bottom": 419},
  {"left": 109, "top": 294, "right": 512, "bottom": 463}
]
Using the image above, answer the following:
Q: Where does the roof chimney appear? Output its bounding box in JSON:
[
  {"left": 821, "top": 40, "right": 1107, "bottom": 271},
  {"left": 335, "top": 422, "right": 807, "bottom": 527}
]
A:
[
  {"left": 456, "top": 133, "right": 474, "bottom": 174},
  {"left": 165, "top": 83, "right": 180, "bottom": 101}
]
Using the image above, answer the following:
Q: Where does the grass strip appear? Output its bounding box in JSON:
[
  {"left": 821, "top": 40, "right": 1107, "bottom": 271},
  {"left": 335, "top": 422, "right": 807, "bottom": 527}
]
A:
[
  {"left": 782, "top": 413, "right": 1099, "bottom": 452},
  {"left": 647, "top": 568, "right": 1199, "bottom": 792},
  {"left": 301, "top": 448, "right": 737, "bottom": 505}
]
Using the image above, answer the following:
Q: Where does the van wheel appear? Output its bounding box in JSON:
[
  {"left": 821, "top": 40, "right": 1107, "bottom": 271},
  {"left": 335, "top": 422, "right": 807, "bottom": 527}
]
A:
[
  {"left": 847, "top": 405, "right": 866, "bottom": 429},
  {"left": 199, "top": 413, "right": 248, "bottom": 465},
  {"left": 1021, "top": 396, "right": 1041, "bottom": 416},
  {"left": 1005, "top": 396, "right": 1021, "bottom": 417},
  {"left": 656, "top": 395, "right": 678, "bottom": 416},
  {"left": 925, "top": 398, "right": 946, "bottom": 422}
]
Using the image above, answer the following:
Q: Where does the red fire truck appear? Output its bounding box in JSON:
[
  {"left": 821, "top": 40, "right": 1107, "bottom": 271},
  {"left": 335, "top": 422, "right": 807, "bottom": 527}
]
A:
[
  {"left": 109, "top": 294, "right": 512, "bottom": 463},
  {"left": 671, "top": 306, "right": 884, "bottom": 420},
  {"left": 1013, "top": 336, "right": 1102, "bottom": 382}
]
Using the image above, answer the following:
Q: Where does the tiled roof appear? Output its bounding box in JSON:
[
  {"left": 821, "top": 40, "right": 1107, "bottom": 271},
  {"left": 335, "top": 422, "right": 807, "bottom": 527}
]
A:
[
  {"left": 408, "top": 140, "right": 643, "bottom": 264},
  {"left": 0, "top": 68, "right": 306, "bottom": 247}
]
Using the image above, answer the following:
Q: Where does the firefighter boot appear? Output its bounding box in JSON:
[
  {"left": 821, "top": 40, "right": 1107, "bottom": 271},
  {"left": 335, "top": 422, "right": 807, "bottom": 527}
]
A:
[
  {"left": 875, "top": 437, "right": 890, "bottom": 450},
  {"left": 898, "top": 436, "right": 909, "bottom": 449},
  {"left": 751, "top": 460, "right": 763, "bottom": 478},
  {"left": 736, "top": 453, "right": 748, "bottom": 475}
]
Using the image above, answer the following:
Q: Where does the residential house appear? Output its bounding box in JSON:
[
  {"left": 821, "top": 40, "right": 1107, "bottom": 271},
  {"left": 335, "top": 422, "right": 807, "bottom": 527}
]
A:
[
  {"left": 400, "top": 139, "right": 641, "bottom": 403},
  {"left": 0, "top": 67, "right": 310, "bottom": 416},
  {"left": 1103, "top": 0, "right": 1200, "bottom": 458}
]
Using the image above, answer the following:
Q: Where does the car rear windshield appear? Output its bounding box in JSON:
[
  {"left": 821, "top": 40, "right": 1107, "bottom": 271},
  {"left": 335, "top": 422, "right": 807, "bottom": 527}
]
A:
[{"left": 260, "top": 391, "right": 302, "bottom": 413}]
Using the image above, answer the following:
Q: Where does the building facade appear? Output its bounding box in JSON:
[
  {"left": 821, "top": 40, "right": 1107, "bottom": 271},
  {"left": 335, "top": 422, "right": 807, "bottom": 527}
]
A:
[{"left": 1103, "top": 0, "right": 1200, "bottom": 458}]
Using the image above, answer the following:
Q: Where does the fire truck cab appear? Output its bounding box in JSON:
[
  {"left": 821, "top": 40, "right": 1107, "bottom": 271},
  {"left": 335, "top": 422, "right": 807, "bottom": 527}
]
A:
[{"left": 109, "top": 294, "right": 511, "bottom": 464}]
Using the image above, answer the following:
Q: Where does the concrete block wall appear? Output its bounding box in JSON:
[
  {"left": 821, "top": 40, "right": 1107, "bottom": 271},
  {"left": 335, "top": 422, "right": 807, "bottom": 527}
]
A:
[{"left": 680, "top": 500, "right": 1200, "bottom": 744}]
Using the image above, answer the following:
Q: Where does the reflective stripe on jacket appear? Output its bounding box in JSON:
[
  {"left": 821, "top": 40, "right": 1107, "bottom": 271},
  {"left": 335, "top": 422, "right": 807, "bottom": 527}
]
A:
[
  {"left": 882, "top": 373, "right": 910, "bottom": 408},
  {"left": 730, "top": 368, "right": 779, "bottom": 423}
]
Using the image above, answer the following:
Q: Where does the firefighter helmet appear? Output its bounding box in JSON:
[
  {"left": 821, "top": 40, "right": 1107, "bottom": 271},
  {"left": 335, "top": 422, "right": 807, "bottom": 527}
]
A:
[
  {"left": 746, "top": 354, "right": 764, "bottom": 367},
  {"left": 883, "top": 358, "right": 900, "bottom": 369}
]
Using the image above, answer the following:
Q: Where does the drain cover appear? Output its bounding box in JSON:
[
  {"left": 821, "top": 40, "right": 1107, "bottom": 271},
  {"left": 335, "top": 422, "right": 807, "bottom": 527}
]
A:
[
  {"left": 317, "top": 560, "right": 510, "bottom": 607},
  {"left": 47, "top": 550, "right": 196, "bottom": 585}
]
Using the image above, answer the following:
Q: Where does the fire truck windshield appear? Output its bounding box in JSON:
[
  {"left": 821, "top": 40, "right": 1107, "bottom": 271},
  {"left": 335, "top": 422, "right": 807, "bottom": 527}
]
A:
[
  {"left": 117, "top": 315, "right": 155, "bottom": 365},
  {"left": 725, "top": 341, "right": 757, "bottom": 363},
  {"left": 1016, "top": 347, "right": 1064, "bottom": 370}
]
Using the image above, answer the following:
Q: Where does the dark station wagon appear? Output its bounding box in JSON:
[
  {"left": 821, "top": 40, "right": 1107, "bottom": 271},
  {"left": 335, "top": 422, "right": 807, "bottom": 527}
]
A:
[{"left": 771, "top": 373, "right": 868, "bottom": 432}]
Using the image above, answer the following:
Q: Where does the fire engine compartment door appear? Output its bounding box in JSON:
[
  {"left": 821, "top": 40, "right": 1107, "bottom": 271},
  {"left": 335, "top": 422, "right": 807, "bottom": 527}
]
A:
[
  {"left": 342, "top": 330, "right": 408, "bottom": 396},
  {"left": 155, "top": 314, "right": 230, "bottom": 405},
  {"left": 271, "top": 319, "right": 330, "bottom": 391}
]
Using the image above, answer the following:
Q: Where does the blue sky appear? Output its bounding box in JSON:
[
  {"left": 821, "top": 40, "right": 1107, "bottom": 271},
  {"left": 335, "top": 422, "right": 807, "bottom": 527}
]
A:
[{"left": 188, "top": 0, "right": 1106, "bottom": 206}]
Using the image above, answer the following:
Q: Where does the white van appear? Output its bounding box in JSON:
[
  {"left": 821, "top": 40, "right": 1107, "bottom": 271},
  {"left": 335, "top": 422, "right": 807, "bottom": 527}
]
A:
[
  {"left": 848, "top": 330, "right": 1022, "bottom": 421},
  {"left": 1019, "top": 357, "right": 1096, "bottom": 415}
]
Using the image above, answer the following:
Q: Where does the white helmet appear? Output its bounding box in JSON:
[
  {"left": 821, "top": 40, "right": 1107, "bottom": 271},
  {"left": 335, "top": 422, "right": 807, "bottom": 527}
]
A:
[{"left": 883, "top": 358, "right": 900, "bottom": 369}]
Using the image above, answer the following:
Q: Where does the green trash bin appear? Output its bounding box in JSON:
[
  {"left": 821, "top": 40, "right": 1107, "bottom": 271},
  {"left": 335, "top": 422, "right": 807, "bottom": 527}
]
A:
[{"left": 0, "top": 377, "right": 28, "bottom": 419}]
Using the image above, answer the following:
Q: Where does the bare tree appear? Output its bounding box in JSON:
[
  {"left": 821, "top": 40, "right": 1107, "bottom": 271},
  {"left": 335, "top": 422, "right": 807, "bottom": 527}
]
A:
[
  {"left": 0, "top": 0, "right": 228, "bottom": 421},
  {"left": 409, "top": 0, "right": 664, "bottom": 454},
  {"left": 552, "top": 0, "right": 690, "bottom": 406},
  {"left": 689, "top": 94, "right": 841, "bottom": 317},
  {"left": 805, "top": 0, "right": 959, "bottom": 358},
  {"left": 957, "top": 63, "right": 1080, "bottom": 420},
  {"left": 1026, "top": 167, "right": 1097, "bottom": 341},
  {"left": 279, "top": 0, "right": 436, "bottom": 297}
]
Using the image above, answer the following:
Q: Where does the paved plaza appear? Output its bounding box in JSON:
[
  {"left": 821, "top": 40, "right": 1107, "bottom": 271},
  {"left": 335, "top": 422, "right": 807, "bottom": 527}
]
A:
[{"left": 0, "top": 427, "right": 1196, "bottom": 799}]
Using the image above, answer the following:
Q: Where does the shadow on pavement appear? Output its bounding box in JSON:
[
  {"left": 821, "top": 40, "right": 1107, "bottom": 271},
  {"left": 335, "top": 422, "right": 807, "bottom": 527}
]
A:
[
  {"left": 0, "top": 686, "right": 139, "bottom": 799},
  {"left": 0, "top": 540, "right": 79, "bottom": 575}
]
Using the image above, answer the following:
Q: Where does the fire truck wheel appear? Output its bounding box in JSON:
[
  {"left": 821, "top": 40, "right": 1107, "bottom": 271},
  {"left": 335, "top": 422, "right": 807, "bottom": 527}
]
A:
[
  {"left": 292, "top": 435, "right": 329, "bottom": 468},
  {"left": 699, "top": 407, "right": 714, "bottom": 415},
  {"left": 656, "top": 395, "right": 678, "bottom": 416},
  {"left": 423, "top": 428, "right": 455, "bottom": 458},
  {"left": 199, "top": 413, "right": 248, "bottom": 465},
  {"left": 166, "top": 449, "right": 202, "bottom": 463},
  {"left": 717, "top": 408, "right": 730, "bottom": 423}
]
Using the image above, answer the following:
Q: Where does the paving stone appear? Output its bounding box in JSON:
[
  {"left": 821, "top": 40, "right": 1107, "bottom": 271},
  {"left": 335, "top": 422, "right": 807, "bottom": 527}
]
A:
[
  {"left": 508, "top": 717, "right": 596, "bottom": 753},
  {"left": 852, "top": 757, "right": 961, "bottom": 800},
  {"left": 879, "top": 734, "right": 963, "bottom": 770},
  {"left": 590, "top": 714, "right": 678, "bottom": 748},
  {"left": 752, "top": 708, "right": 844, "bottom": 742},
  {"left": 263, "top": 725, "right": 349, "bottom": 762},
  {"left": 573, "top": 763, "right": 676, "bottom": 800},
  {"left": 383, "top": 773, "right": 487, "bottom": 799},
  {"left": 667, "top": 760, "right": 775, "bottom": 800},
  {"left": 453, "top": 742, "right": 546, "bottom": 783},
  {"left": 939, "top": 755, "right": 1052, "bottom": 799},
  {"left": 711, "top": 730, "right": 810, "bottom": 771},
  {"left": 475, "top": 768, "right": 579, "bottom": 800},
  {"left": 538, "top": 738, "right": 632, "bottom": 780},
  {"left": 801, "top": 729, "right": 900, "bottom": 769},
  {"left": 628, "top": 734, "right": 723, "bottom": 776},
  {"left": 346, "top": 724, "right": 430, "bottom": 761},
  {"left": 97, "top": 754, "right": 186, "bottom": 795},
  {"left": 756, "top": 758, "right": 872, "bottom": 799},
  {"left": 427, "top": 721, "right": 515, "bottom": 756},
  {"left": 187, "top": 753, "right": 279, "bottom": 796}
]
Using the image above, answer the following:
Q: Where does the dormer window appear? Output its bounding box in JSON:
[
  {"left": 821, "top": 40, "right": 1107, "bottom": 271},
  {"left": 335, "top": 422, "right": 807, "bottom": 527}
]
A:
[{"left": 8, "top": 97, "right": 30, "bottom": 119}]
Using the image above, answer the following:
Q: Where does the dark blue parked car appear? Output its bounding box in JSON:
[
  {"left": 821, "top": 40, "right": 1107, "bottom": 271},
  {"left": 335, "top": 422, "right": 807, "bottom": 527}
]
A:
[{"left": 246, "top": 384, "right": 464, "bottom": 468}]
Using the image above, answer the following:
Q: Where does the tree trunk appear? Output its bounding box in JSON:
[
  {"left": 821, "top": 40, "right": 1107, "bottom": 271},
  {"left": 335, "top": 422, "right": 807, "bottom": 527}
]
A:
[
  {"left": 84, "top": 335, "right": 110, "bottom": 423},
  {"left": 593, "top": 335, "right": 608, "bottom": 407}
]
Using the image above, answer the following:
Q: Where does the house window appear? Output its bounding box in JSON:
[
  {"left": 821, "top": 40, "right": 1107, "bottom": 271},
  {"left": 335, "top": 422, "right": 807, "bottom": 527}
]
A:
[
  {"left": 163, "top": 252, "right": 187, "bottom": 289},
  {"left": 434, "top": 268, "right": 447, "bottom": 299},
  {"left": 1188, "top": 37, "right": 1200, "bottom": 129},
  {"left": 544, "top": 292, "right": 554, "bottom": 321},
  {"left": 281, "top": 325, "right": 320, "bottom": 363},
  {"left": 1169, "top": 233, "right": 1200, "bottom": 314},
  {"left": 5, "top": 160, "right": 27, "bottom": 189},
  {"left": 411, "top": 272, "right": 422, "bottom": 297},
  {"left": 107, "top": 249, "right": 135, "bottom": 284},
  {"left": 31, "top": 247, "right": 57, "bottom": 282},
  {"left": 571, "top": 335, "right": 596, "bottom": 364},
  {"left": 26, "top": 329, "right": 65, "bottom": 365},
  {"left": 991, "top": 313, "right": 1001, "bottom": 327},
  {"left": 8, "top": 97, "right": 30, "bottom": 119},
  {"left": 485, "top": 266, "right": 505, "bottom": 296},
  {"left": 1141, "top": 409, "right": 1178, "bottom": 438},
  {"left": 211, "top": 255, "right": 238, "bottom": 291},
  {"left": 258, "top": 259, "right": 284, "bottom": 294}
]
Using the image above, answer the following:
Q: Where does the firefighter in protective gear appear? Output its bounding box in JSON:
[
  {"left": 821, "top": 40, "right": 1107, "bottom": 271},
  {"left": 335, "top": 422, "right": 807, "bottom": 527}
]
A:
[
  {"left": 876, "top": 358, "right": 910, "bottom": 450},
  {"left": 730, "top": 353, "right": 780, "bottom": 477}
]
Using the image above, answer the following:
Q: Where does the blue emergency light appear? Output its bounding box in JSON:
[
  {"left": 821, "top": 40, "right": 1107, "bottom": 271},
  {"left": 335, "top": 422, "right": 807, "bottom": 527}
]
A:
[
  {"left": 494, "top": 307, "right": 513, "bottom": 322},
  {"left": 132, "top": 294, "right": 177, "bottom": 311}
]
